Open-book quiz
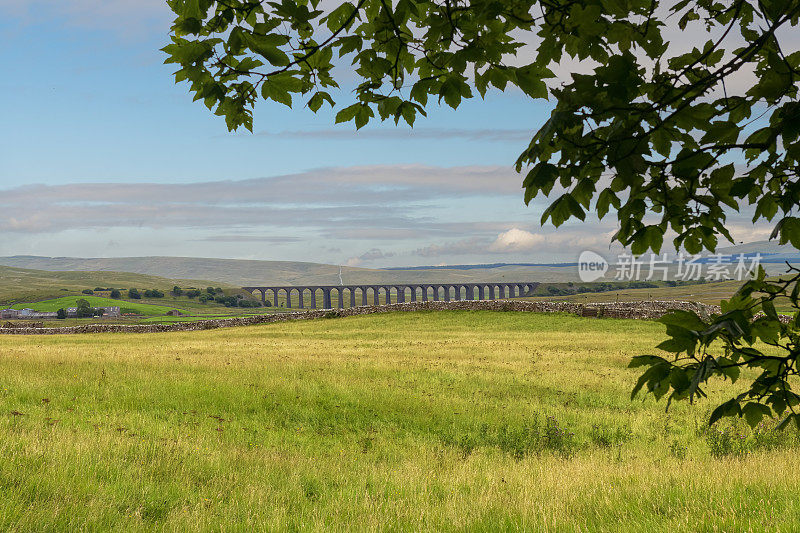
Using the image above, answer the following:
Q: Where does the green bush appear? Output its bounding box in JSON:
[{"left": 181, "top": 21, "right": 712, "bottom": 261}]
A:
[{"left": 75, "top": 299, "right": 95, "bottom": 318}]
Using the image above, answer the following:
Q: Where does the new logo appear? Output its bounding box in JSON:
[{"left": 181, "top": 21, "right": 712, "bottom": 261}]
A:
[{"left": 578, "top": 251, "right": 609, "bottom": 282}]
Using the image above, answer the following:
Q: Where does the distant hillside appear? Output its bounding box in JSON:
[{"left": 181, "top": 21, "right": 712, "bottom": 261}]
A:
[
  {"left": 0, "top": 265, "right": 227, "bottom": 305},
  {"left": 385, "top": 262, "right": 578, "bottom": 270},
  {"left": 717, "top": 240, "right": 800, "bottom": 263},
  {"left": 0, "top": 240, "right": 796, "bottom": 289},
  {"left": 0, "top": 256, "right": 583, "bottom": 285},
  {"left": 0, "top": 256, "right": 384, "bottom": 286}
]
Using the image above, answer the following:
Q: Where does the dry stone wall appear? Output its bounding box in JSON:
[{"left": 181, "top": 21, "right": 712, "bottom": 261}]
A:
[{"left": 0, "top": 300, "right": 727, "bottom": 335}]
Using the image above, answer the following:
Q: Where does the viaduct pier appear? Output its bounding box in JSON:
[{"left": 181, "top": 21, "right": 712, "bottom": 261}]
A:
[{"left": 243, "top": 282, "right": 540, "bottom": 310}]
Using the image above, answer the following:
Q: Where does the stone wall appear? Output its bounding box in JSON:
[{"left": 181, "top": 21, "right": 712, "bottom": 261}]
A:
[{"left": 0, "top": 300, "right": 727, "bottom": 336}]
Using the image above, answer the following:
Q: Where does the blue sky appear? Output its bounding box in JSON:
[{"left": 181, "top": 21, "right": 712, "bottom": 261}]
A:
[{"left": 0, "top": 1, "right": 772, "bottom": 267}]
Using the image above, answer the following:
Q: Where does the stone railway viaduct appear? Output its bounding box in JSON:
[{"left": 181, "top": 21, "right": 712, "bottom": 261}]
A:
[{"left": 243, "top": 282, "right": 540, "bottom": 310}]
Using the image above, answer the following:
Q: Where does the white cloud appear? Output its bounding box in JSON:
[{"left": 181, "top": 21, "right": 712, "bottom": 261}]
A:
[
  {"left": 413, "top": 226, "right": 623, "bottom": 259},
  {"left": 488, "top": 228, "right": 545, "bottom": 252},
  {"left": 0, "top": 165, "right": 526, "bottom": 236}
]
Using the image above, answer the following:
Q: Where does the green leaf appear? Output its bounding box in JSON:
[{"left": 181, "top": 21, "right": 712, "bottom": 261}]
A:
[
  {"left": 540, "top": 194, "right": 585, "bottom": 226},
  {"left": 776, "top": 413, "right": 800, "bottom": 431},
  {"left": 762, "top": 300, "right": 778, "bottom": 320},
  {"left": 709, "top": 398, "right": 741, "bottom": 425},
  {"left": 260, "top": 72, "right": 302, "bottom": 107},
  {"left": 630, "top": 226, "right": 663, "bottom": 255},
  {"left": 335, "top": 103, "right": 361, "bottom": 124},
  {"left": 354, "top": 104, "right": 374, "bottom": 129},
  {"left": 244, "top": 32, "right": 290, "bottom": 66},
  {"left": 631, "top": 361, "right": 670, "bottom": 400},
  {"left": 628, "top": 355, "right": 669, "bottom": 368},
  {"left": 777, "top": 217, "right": 800, "bottom": 249},
  {"left": 514, "top": 64, "right": 549, "bottom": 99},
  {"left": 307, "top": 91, "right": 335, "bottom": 112},
  {"left": 742, "top": 402, "right": 771, "bottom": 428},
  {"left": 523, "top": 163, "right": 558, "bottom": 204},
  {"left": 658, "top": 310, "right": 707, "bottom": 331},
  {"left": 596, "top": 189, "right": 620, "bottom": 220}
]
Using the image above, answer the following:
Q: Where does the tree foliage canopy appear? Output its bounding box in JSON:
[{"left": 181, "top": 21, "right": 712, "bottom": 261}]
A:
[{"left": 164, "top": 0, "right": 800, "bottom": 427}]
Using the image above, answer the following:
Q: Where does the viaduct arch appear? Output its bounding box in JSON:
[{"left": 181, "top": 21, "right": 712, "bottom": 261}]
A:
[{"left": 242, "top": 282, "right": 540, "bottom": 309}]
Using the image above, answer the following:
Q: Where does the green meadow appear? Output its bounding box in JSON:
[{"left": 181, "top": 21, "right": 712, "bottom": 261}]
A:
[
  {"left": 1, "top": 310, "right": 798, "bottom": 531},
  {"left": 10, "top": 295, "right": 182, "bottom": 317}
]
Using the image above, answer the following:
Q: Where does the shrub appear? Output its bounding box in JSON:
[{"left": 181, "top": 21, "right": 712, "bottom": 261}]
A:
[
  {"left": 82, "top": 289, "right": 94, "bottom": 295},
  {"left": 216, "top": 296, "right": 239, "bottom": 307},
  {"left": 705, "top": 425, "right": 749, "bottom": 458},
  {"left": 93, "top": 287, "right": 105, "bottom": 292},
  {"left": 56, "top": 308, "right": 67, "bottom": 320},
  {"left": 172, "top": 285, "right": 183, "bottom": 296},
  {"left": 128, "top": 288, "right": 141, "bottom": 299},
  {"left": 186, "top": 290, "right": 201, "bottom": 299},
  {"left": 206, "top": 287, "right": 217, "bottom": 295},
  {"left": 143, "top": 289, "right": 164, "bottom": 298},
  {"left": 110, "top": 289, "right": 121, "bottom": 299},
  {"left": 75, "top": 299, "right": 94, "bottom": 318}
]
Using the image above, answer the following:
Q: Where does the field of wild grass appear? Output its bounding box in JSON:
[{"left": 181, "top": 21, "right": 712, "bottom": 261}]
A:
[{"left": 1, "top": 310, "right": 799, "bottom": 531}]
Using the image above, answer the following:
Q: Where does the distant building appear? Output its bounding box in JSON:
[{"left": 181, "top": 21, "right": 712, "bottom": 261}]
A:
[
  {"left": 18, "top": 309, "right": 58, "bottom": 319},
  {"left": 0, "top": 309, "right": 20, "bottom": 319},
  {"left": 65, "top": 306, "right": 121, "bottom": 318}
]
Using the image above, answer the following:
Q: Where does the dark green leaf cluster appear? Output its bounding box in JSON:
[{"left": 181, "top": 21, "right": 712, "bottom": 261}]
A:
[
  {"left": 516, "top": 1, "right": 800, "bottom": 255},
  {"left": 164, "top": 0, "right": 550, "bottom": 131},
  {"left": 631, "top": 266, "right": 800, "bottom": 428}
]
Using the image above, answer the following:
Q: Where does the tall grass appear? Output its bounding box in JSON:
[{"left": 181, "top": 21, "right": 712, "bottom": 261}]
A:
[{"left": 0, "top": 311, "right": 798, "bottom": 530}]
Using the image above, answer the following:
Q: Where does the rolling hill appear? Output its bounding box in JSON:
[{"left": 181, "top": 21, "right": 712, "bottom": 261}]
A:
[
  {"left": 0, "top": 256, "right": 585, "bottom": 285},
  {"left": 0, "top": 265, "right": 229, "bottom": 306},
  {"left": 0, "top": 241, "right": 796, "bottom": 290}
]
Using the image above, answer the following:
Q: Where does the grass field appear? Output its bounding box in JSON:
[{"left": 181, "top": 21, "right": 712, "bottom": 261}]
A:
[
  {"left": 10, "top": 295, "right": 183, "bottom": 317},
  {"left": 1, "top": 310, "right": 799, "bottom": 530},
  {"left": 6, "top": 293, "right": 286, "bottom": 323}
]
